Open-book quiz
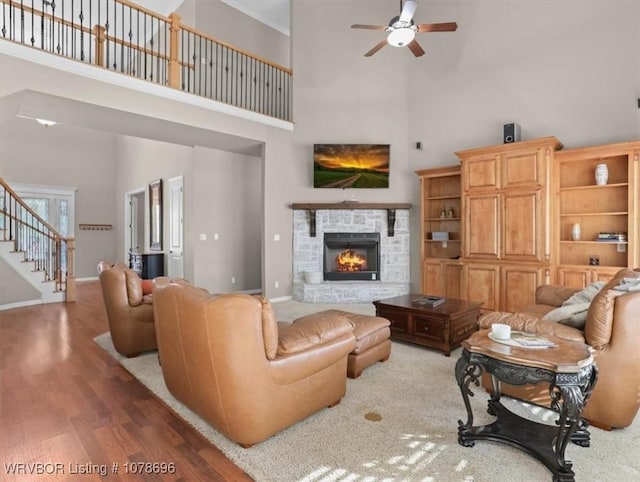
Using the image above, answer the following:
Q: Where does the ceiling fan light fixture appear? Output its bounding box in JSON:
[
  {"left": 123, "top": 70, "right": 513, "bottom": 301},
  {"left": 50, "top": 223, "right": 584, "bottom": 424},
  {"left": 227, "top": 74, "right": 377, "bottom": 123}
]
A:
[{"left": 387, "top": 27, "right": 415, "bottom": 47}]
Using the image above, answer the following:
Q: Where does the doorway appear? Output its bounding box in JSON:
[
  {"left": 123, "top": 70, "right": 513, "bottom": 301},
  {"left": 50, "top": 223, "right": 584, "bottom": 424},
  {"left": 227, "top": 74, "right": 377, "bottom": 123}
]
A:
[
  {"left": 167, "top": 175, "right": 184, "bottom": 278},
  {"left": 125, "top": 188, "right": 145, "bottom": 259}
]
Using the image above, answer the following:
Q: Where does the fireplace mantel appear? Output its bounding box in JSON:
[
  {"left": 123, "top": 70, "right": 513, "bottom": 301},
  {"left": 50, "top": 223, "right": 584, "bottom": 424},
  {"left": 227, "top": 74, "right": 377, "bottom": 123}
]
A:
[{"left": 290, "top": 202, "right": 412, "bottom": 237}]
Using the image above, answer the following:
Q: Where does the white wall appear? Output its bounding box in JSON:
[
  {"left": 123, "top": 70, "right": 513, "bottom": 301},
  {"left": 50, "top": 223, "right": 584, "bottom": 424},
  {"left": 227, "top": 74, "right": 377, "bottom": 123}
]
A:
[
  {"left": 406, "top": 0, "right": 640, "bottom": 165},
  {"left": 177, "top": 0, "right": 290, "bottom": 68},
  {"left": 290, "top": 0, "right": 415, "bottom": 201},
  {"left": 0, "top": 260, "right": 39, "bottom": 305},
  {"left": 192, "top": 147, "right": 262, "bottom": 292}
]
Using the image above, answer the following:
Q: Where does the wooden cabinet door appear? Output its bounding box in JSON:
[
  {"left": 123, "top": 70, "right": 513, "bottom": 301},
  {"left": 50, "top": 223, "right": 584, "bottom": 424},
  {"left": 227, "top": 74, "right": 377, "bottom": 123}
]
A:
[
  {"left": 462, "top": 154, "right": 500, "bottom": 192},
  {"left": 591, "top": 267, "right": 622, "bottom": 285},
  {"left": 557, "top": 266, "right": 622, "bottom": 288},
  {"left": 464, "top": 193, "right": 500, "bottom": 259},
  {"left": 501, "top": 148, "right": 545, "bottom": 189},
  {"left": 502, "top": 190, "right": 542, "bottom": 262},
  {"left": 422, "top": 260, "right": 444, "bottom": 296},
  {"left": 422, "top": 260, "right": 463, "bottom": 298},
  {"left": 501, "top": 265, "right": 547, "bottom": 313},
  {"left": 444, "top": 263, "right": 463, "bottom": 299},
  {"left": 557, "top": 267, "right": 591, "bottom": 289},
  {"left": 463, "top": 264, "right": 499, "bottom": 312}
]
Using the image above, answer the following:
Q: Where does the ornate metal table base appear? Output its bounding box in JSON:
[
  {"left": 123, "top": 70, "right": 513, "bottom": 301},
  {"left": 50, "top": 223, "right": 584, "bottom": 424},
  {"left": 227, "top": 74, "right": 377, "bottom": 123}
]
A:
[{"left": 455, "top": 350, "right": 597, "bottom": 482}]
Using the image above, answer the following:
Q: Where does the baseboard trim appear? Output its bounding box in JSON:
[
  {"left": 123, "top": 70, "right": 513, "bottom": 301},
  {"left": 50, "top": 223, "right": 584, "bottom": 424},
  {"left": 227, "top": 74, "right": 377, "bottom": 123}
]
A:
[
  {"left": 76, "top": 276, "right": 99, "bottom": 282},
  {"left": 238, "top": 288, "right": 262, "bottom": 295},
  {"left": 270, "top": 295, "right": 293, "bottom": 303},
  {"left": 0, "top": 299, "right": 42, "bottom": 311}
]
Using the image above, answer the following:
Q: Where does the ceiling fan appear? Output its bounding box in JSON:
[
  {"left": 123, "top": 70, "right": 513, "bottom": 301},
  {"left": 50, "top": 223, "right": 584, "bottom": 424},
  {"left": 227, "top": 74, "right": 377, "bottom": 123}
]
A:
[{"left": 351, "top": 0, "right": 457, "bottom": 57}]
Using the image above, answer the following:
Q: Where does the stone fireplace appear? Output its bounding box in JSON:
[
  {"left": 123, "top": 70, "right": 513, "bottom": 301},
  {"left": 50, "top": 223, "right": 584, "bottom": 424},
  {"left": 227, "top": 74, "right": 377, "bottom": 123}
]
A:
[{"left": 291, "top": 203, "right": 411, "bottom": 303}]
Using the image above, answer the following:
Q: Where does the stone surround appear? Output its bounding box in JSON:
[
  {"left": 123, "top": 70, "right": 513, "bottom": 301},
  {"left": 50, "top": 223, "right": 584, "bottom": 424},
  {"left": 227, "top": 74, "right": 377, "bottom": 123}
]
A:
[{"left": 292, "top": 208, "right": 411, "bottom": 303}]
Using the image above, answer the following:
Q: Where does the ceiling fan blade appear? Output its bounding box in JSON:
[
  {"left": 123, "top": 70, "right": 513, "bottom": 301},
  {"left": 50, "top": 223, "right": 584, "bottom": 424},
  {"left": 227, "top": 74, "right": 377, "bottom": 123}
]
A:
[
  {"left": 417, "top": 22, "right": 458, "bottom": 33},
  {"left": 351, "top": 24, "right": 387, "bottom": 31},
  {"left": 399, "top": 0, "right": 418, "bottom": 23},
  {"left": 364, "top": 39, "right": 388, "bottom": 57},
  {"left": 407, "top": 39, "right": 425, "bottom": 57}
]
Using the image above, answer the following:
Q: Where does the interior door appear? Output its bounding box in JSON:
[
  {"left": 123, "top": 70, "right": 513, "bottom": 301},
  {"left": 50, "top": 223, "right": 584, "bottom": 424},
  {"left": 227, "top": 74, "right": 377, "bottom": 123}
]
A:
[
  {"left": 168, "top": 175, "right": 184, "bottom": 278},
  {"left": 125, "top": 189, "right": 145, "bottom": 259}
]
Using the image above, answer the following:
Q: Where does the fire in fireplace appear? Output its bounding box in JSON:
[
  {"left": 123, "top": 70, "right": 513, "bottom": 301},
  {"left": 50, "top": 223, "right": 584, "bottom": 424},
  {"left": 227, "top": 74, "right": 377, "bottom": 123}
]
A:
[{"left": 324, "top": 233, "right": 380, "bottom": 281}]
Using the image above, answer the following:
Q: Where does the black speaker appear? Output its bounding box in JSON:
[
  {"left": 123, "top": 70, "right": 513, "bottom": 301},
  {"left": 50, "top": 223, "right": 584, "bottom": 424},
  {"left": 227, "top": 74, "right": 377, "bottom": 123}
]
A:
[{"left": 503, "top": 123, "right": 521, "bottom": 144}]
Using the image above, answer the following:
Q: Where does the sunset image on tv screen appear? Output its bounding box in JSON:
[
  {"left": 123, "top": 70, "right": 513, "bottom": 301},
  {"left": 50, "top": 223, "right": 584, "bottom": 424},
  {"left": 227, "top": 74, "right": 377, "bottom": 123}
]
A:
[{"left": 313, "top": 144, "right": 390, "bottom": 188}]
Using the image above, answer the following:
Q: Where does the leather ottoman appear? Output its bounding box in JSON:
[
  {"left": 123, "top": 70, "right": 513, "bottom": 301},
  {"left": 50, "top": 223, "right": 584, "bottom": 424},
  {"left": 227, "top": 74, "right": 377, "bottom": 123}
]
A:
[{"left": 316, "top": 310, "right": 391, "bottom": 378}]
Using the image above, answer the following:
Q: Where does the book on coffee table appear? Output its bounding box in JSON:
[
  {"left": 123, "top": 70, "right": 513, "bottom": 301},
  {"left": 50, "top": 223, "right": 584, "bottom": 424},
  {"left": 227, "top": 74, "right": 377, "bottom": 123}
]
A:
[
  {"left": 509, "top": 331, "right": 556, "bottom": 348},
  {"left": 413, "top": 295, "right": 445, "bottom": 307}
]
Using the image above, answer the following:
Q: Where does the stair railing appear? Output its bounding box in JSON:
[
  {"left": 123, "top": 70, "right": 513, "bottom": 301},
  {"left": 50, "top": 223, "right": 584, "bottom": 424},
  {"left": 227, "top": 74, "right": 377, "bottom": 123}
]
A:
[
  {"left": 0, "top": 0, "right": 292, "bottom": 122},
  {"left": 0, "top": 177, "right": 75, "bottom": 302}
]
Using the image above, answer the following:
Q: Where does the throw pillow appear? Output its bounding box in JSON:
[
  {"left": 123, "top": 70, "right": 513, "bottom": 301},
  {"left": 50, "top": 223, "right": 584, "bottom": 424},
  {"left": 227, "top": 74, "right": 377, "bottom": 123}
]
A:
[
  {"left": 124, "top": 268, "right": 143, "bottom": 306},
  {"left": 542, "top": 303, "right": 591, "bottom": 329},
  {"left": 561, "top": 281, "right": 605, "bottom": 306},
  {"left": 141, "top": 279, "right": 154, "bottom": 295},
  {"left": 613, "top": 277, "right": 640, "bottom": 292}
]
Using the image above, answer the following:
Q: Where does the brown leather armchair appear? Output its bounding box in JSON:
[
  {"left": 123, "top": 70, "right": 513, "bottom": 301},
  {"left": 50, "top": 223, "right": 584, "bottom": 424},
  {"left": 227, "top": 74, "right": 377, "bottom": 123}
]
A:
[
  {"left": 97, "top": 261, "right": 157, "bottom": 357},
  {"left": 479, "top": 268, "right": 640, "bottom": 429},
  {"left": 152, "top": 277, "right": 357, "bottom": 447}
]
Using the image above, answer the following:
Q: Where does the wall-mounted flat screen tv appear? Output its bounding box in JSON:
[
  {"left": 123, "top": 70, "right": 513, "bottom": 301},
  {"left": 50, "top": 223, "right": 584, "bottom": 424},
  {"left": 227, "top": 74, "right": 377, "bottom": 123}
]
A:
[{"left": 313, "top": 144, "right": 390, "bottom": 188}]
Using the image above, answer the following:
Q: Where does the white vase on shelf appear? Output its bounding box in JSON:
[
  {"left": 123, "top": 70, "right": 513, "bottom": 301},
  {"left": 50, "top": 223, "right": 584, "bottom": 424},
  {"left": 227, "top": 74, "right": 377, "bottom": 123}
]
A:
[
  {"left": 595, "top": 163, "right": 609, "bottom": 185},
  {"left": 571, "top": 223, "right": 581, "bottom": 241}
]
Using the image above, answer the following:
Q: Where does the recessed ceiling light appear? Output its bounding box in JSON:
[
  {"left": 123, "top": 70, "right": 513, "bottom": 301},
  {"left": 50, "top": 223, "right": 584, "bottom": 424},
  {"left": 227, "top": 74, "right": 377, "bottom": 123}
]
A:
[{"left": 35, "top": 118, "right": 57, "bottom": 127}]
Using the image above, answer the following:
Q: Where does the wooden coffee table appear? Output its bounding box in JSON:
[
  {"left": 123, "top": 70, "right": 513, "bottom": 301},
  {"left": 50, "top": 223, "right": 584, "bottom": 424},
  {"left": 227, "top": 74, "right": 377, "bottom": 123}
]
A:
[
  {"left": 455, "top": 330, "right": 598, "bottom": 482},
  {"left": 372, "top": 294, "right": 482, "bottom": 356}
]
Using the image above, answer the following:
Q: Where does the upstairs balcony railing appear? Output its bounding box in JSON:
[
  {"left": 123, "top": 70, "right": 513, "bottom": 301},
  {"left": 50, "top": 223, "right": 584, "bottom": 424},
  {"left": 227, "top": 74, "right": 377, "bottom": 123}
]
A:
[
  {"left": 0, "top": 0, "right": 292, "bottom": 122},
  {"left": 0, "top": 177, "right": 76, "bottom": 302}
]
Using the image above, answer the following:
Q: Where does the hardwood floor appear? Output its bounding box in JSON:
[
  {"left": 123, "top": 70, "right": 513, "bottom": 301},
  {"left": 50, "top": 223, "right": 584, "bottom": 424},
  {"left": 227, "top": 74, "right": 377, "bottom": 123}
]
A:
[{"left": 0, "top": 281, "right": 253, "bottom": 481}]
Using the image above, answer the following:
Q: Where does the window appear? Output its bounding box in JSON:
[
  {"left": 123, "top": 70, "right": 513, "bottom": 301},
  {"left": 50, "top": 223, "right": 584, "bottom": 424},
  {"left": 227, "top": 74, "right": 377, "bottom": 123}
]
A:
[
  {"left": 12, "top": 183, "right": 76, "bottom": 236},
  {"left": 12, "top": 183, "right": 76, "bottom": 271}
]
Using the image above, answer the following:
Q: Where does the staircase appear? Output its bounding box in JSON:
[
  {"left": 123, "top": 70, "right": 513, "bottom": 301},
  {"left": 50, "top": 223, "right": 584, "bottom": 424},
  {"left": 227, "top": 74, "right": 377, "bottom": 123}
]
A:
[{"left": 0, "top": 177, "right": 75, "bottom": 307}]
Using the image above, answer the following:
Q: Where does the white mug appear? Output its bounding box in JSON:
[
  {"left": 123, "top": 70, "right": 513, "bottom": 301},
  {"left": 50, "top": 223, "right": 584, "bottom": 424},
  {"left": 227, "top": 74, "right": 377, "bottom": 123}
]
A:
[{"left": 491, "top": 323, "right": 511, "bottom": 340}]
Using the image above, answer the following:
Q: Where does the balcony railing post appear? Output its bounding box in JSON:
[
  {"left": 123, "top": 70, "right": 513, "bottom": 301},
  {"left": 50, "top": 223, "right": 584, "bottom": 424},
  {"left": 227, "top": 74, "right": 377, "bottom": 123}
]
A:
[
  {"left": 168, "top": 12, "right": 181, "bottom": 89},
  {"left": 54, "top": 237, "right": 62, "bottom": 287},
  {"left": 93, "top": 25, "right": 106, "bottom": 67},
  {"left": 65, "top": 237, "right": 76, "bottom": 302}
]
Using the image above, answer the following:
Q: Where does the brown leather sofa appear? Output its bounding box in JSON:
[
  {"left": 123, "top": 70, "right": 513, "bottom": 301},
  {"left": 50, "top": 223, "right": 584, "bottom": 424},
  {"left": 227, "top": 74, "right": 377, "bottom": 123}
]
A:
[
  {"left": 152, "top": 277, "right": 357, "bottom": 447},
  {"left": 479, "top": 268, "right": 640, "bottom": 429},
  {"left": 97, "top": 261, "right": 157, "bottom": 357}
]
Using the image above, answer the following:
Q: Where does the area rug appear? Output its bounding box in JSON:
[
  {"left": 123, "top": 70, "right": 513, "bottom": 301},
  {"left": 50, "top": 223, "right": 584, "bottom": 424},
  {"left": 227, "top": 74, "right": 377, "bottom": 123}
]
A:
[{"left": 94, "top": 301, "right": 640, "bottom": 482}]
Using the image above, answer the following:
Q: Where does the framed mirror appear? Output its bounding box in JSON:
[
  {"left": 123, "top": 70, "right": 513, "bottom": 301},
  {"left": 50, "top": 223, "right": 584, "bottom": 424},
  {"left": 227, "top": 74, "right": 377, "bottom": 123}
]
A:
[{"left": 149, "top": 179, "right": 163, "bottom": 251}]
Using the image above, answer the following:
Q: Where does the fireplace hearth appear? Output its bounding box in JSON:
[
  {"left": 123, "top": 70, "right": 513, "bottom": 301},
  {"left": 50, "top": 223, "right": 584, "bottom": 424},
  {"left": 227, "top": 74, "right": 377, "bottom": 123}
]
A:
[{"left": 324, "top": 232, "right": 380, "bottom": 281}]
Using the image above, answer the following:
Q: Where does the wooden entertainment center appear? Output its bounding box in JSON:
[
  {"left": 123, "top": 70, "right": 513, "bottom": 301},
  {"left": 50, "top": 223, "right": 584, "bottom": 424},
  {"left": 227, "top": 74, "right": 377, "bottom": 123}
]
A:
[{"left": 416, "top": 137, "right": 640, "bottom": 314}]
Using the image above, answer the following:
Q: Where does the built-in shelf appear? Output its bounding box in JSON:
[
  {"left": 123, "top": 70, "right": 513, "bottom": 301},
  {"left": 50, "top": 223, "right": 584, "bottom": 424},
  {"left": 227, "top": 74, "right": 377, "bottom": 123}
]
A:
[
  {"left": 290, "top": 202, "right": 412, "bottom": 237},
  {"left": 559, "top": 182, "right": 628, "bottom": 192},
  {"left": 560, "top": 240, "right": 628, "bottom": 244},
  {"left": 560, "top": 212, "right": 627, "bottom": 217}
]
